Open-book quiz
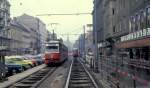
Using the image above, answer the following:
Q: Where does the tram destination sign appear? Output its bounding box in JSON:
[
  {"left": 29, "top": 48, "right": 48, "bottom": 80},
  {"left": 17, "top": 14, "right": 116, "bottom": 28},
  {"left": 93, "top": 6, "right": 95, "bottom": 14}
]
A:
[{"left": 121, "top": 28, "right": 150, "bottom": 42}]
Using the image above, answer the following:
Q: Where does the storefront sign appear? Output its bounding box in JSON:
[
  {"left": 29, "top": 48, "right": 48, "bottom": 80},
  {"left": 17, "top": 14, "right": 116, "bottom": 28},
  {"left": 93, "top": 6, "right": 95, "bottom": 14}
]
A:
[{"left": 121, "top": 28, "right": 150, "bottom": 42}]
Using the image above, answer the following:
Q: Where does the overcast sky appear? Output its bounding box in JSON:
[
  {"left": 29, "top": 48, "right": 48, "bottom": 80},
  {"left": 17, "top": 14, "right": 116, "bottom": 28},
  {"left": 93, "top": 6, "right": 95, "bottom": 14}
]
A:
[{"left": 9, "top": 0, "right": 93, "bottom": 42}]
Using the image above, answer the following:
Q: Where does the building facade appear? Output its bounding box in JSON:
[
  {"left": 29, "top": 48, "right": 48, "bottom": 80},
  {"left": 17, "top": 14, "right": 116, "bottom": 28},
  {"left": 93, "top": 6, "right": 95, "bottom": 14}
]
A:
[
  {"left": 15, "top": 14, "right": 47, "bottom": 54},
  {"left": 0, "top": 0, "right": 11, "bottom": 56},
  {"left": 9, "top": 19, "right": 31, "bottom": 55},
  {"left": 93, "top": 0, "right": 150, "bottom": 88}
]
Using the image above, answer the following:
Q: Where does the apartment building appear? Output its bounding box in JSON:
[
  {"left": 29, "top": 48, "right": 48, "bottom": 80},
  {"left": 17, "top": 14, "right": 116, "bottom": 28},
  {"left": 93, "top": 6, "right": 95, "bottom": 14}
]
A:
[
  {"left": 16, "top": 14, "right": 47, "bottom": 54},
  {"left": 93, "top": 0, "right": 150, "bottom": 87},
  {"left": 0, "top": 0, "right": 11, "bottom": 56},
  {"left": 9, "top": 19, "right": 31, "bottom": 55}
]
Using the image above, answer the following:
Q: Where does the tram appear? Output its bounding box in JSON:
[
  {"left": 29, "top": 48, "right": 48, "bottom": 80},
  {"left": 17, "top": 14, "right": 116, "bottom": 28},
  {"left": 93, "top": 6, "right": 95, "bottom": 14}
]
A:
[
  {"left": 72, "top": 48, "right": 79, "bottom": 58},
  {"left": 44, "top": 40, "right": 68, "bottom": 66}
]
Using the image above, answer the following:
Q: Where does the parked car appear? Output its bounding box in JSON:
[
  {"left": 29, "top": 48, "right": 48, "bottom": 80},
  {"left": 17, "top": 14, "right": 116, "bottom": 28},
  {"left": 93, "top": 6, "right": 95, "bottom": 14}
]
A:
[
  {"left": 0, "top": 56, "right": 7, "bottom": 80},
  {"left": 23, "top": 55, "right": 37, "bottom": 66},
  {"left": 33, "top": 54, "right": 44, "bottom": 65},
  {"left": 5, "top": 56, "right": 31, "bottom": 70},
  {"left": 22, "top": 57, "right": 35, "bottom": 67},
  {"left": 5, "top": 58, "right": 25, "bottom": 75}
]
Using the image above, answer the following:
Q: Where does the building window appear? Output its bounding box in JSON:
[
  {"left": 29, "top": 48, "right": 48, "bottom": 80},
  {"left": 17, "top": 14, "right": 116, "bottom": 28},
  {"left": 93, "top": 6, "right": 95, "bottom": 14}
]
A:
[
  {"left": 134, "top": 13, "right": 141, "bottom": 31},
  {"left": 113, "top": 26, "right": 116, "bottom": 33},
  {"left": 137, "top": 13, "right": 141, "bottom": 30},
  {"left": 135, "top": 14, "right": 139, "bottom": 31},
  {"left": 147, "top": 7, "right": 150, "bottom": 28},
  {"left": 139, "top": 10, "right": 146, "bottom": 29},
  {"left": 130, "top": 16, "right": 135, "bottom": 32},
  {"left": 112, "top": 8, "right": 115, "bottom": 15}
]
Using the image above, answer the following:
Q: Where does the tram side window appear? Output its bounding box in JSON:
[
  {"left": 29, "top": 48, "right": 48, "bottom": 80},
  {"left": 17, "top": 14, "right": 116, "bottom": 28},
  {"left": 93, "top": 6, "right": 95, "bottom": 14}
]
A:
[{"left": 147, "top": 7, "right": 150, "bottom": 28}]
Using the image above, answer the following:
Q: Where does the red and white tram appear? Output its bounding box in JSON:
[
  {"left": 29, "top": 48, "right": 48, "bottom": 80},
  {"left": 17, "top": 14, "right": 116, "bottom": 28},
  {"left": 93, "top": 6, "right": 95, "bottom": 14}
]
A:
[{"left": 44, "top": 40, "right": 68, "bottom": 66}]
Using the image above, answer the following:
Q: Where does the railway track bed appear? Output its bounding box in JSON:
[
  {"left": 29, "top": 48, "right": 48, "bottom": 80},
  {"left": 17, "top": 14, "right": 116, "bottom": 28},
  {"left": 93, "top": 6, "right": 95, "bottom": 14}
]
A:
[
  {"left": 65, "top": 58, "right": 99, "bottom": 88},
  {"left": 8, "top": 67, "right": 57, "bottom": 88}
]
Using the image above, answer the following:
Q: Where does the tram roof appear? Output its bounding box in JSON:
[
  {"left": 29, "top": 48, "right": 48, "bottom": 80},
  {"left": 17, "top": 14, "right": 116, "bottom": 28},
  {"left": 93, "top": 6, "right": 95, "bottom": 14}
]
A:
[{"left": 46, "top": 39, "right": 63, "bottom": 44}]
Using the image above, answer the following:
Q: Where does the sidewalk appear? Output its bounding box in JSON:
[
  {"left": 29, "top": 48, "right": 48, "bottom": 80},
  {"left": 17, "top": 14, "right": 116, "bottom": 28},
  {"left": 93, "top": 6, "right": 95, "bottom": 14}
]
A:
[
  {"left": 79, "top": 57, "right": 111, "bottom": 88},
  {"left": 0, "top": 64, "right": 46, "bottom": 88}
]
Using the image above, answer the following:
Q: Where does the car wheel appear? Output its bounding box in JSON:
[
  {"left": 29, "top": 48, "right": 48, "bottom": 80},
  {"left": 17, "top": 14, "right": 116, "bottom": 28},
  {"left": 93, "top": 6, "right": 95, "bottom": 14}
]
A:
[
  {"left": 16, "top": 69, "right": 22, "bottom": 73},
  {"left": 29, "top": 64, "right": 33, "bottom": 68},
  {"left": 0, "top": 73, "right": 3, "bottom": 81},
  {"left": 0, "top": 72, "right": 6, "bottom": 81},
  {"left": 34, "top": 63, "right": 36, "bottom": 66},
  {"left": 22, "top": 66, "right": 26, "bottom": 71},
  {"left": 7, "top": 70, "right": 13, "bottom": 76},
  {"left": 12, "top": 69, "right": 16, "bottom": 75}
]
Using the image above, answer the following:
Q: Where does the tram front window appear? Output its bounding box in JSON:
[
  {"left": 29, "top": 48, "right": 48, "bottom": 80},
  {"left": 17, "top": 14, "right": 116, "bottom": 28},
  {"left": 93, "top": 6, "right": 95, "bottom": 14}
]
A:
[{"left": 46, "top": 46, "right": 59, "bottom": 52}]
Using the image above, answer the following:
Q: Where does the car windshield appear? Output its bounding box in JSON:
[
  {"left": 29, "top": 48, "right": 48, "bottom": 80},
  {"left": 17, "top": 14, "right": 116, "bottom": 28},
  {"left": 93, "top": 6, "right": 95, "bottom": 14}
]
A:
[
  {"left": 11, "top": 58, "right": 23, "bottom": 61},
  {"left": 23, "top": 57, "right": 29, "bottom": 60},
  {"left": 5, "top": 59, "right": 14, "bottom": 63}
]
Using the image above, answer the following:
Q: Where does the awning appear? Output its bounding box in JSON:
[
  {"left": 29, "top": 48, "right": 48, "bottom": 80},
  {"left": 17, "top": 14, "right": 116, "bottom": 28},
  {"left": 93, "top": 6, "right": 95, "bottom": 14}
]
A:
[{"left": 116, "top": 37, "right": 150, "bottom": 48}]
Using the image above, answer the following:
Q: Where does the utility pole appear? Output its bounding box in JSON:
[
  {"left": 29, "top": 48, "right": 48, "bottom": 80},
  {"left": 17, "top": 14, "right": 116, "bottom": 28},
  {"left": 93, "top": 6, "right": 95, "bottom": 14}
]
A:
[
  {"left": 94, "top": 26, "right": 99, "bottom": 73},
  {"left": 67, "top": 33, "right": 70, "bottom": 51},
  {"left": 83, "top": 25, "right": 86, "bottom": 63},
  {"left": 78, "top": 38, "right": 80, "bottom": 56},
  {"left": 52, "top": 29, "right": 55, "bottom": 40},
  {"left": 93, "top": 0, "right": 99, "bottom": 73}
]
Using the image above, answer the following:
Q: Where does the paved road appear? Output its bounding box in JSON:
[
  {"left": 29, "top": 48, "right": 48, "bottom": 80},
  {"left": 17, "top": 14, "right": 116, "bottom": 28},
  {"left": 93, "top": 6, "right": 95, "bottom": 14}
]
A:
[{"left": 38, "top": 58, "right": 72, "bottom": 88}]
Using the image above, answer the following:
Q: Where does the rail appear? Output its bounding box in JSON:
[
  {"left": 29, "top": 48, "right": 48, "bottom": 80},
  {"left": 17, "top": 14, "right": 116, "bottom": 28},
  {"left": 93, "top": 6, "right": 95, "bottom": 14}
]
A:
[
  {"left": 65, "top": 58, "right": 99, "bottom": 88},
  {"left": 8, "top": 67, "right": 57, "bottom": 88}
]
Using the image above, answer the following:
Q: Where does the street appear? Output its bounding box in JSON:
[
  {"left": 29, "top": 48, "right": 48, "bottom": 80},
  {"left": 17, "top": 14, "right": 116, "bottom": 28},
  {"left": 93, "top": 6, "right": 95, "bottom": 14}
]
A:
[{"left": 0, "top": 0, "right": 150, "bottom": 88}]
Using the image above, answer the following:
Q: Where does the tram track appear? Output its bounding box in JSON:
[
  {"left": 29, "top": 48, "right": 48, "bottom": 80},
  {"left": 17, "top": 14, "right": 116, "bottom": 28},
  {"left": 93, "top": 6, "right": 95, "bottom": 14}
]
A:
[
  {"left": 8, "top": 67, "right": 57, "bottom": 88},
  {"left": 65, "top": 58, "right": 99, "bottom": 88}
]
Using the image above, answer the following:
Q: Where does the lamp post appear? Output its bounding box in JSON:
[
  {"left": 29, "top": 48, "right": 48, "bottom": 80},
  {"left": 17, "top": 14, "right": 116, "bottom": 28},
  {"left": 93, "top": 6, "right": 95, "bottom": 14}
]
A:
[{"left": 93, "top": 0, "right": 99, "bottom": 73}]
